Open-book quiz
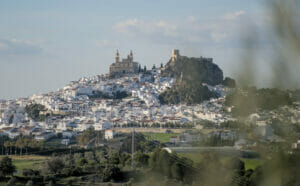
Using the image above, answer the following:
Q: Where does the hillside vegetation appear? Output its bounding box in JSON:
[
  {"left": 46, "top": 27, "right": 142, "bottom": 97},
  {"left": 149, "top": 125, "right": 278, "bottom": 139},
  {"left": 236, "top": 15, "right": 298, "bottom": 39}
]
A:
[
  {"left": 159, "top": 56, "right": 223, "bottom": 105},
  {"left": 161, "top": 56, "right": 223, "bottom": 86},
  {"left": 159, "top": 81, "right": 218, "bottom": 105}
]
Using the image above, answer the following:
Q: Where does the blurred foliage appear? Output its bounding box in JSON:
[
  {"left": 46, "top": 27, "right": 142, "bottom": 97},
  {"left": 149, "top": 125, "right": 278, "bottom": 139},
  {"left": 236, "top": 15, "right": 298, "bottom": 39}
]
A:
[
  {"left": 222, "top": 77, "right": 236, "bottom": 88},
  {"left": 225, "top": 87, "right": 292, "bottom": 116}
]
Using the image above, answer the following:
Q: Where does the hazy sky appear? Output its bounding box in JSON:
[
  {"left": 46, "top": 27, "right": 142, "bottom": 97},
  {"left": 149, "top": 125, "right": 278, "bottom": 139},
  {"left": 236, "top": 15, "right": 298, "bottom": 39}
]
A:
[{"left": 0, "top": 0, "right": 265, "bottom": 99}]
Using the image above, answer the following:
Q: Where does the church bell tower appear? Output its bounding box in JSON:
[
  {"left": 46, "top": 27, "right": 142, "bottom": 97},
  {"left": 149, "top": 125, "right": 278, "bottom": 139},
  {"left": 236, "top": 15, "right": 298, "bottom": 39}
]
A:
[
  {"left": 129, "top": 50, "right": 133, "bottom": 62},
  {"left": 115, "top": 50, "right": 120, "bottom": 63}
]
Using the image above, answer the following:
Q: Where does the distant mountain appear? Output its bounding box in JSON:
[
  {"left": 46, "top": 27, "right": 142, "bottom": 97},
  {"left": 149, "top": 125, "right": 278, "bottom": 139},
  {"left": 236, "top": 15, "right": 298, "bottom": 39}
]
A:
[{"left": 161, "top": 56, "right": 223, "bottom": 86}]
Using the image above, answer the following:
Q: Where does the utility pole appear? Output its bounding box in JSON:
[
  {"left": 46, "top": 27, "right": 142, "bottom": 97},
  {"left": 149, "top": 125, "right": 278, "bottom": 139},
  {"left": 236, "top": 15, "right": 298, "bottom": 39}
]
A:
[
  {"left": 1, "top": 135, "right": 3, "bottom": 155},
  {"left": 131, "top": 128, "right": 135, "bottom": 169},
  {"left": 192, "top": 106, "right": 194, "bottom": 126}
]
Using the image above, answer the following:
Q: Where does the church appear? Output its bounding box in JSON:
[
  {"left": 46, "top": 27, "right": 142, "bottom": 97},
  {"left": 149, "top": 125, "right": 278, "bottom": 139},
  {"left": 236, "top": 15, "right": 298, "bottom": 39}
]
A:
[{"left": 109, "top": 50, "right": 140, "bottom": 77}]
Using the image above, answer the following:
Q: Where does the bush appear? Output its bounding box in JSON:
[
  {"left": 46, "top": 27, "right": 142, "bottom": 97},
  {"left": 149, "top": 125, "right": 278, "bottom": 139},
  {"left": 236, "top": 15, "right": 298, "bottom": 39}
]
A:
[
  {"left": 0, "top": 156, "right": 16, "bottom": 177},
  {"left": 44, "top": 157, "right": 65, "bottom": 174},
  {"left": 26, "top": 180, "right": 33, "bottom": 186},
  {"left": 5, "top": 177, "right": 16, "bottom": 186},
  {"left": 102, "top": 166, "right": 123, "bottom": 182},
  {"left": 23, "top": 169, "right": 40, "bottom": 177}
]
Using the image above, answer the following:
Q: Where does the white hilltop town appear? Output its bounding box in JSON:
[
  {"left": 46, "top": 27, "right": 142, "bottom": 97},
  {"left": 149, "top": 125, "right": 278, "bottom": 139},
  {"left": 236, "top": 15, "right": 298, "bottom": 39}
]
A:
[{"left": 0, "top": 49, "right": 296, "bottom": 147}]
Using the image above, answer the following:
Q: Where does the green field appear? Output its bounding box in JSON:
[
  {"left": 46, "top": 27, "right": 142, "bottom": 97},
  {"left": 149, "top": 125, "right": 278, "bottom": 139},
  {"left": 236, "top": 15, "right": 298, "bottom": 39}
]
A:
[
  {"left": 142, "top": 132, "right": 179, "bottom": 143},
  {"left": 178, "top": 153, "right": 263, "bottom": 170},
  {"left": 242, "top": 158, "right": 263, "bottom": 170},
  {"left": 0, "top": 155, "right": 48, "bottom": 176}
]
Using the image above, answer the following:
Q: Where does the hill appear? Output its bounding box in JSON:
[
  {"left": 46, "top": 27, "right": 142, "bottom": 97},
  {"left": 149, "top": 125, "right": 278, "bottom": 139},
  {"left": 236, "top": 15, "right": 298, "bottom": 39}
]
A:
[
  {"left": 161, "top": 56, "right": 223, "bottom": 86},
  {"left": 159, "top": 54, "right": 224, "bottom": 105}
]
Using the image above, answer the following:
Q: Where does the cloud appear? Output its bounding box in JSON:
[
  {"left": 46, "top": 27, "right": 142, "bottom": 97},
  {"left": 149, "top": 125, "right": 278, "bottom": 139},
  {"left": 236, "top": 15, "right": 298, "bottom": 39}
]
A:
[
  {"left": 187, "top": 16, "right": 196, "bottom": 22},
  {"left": 96, "top": 40, "right": 119, "bottom": 48},
  {"left": 0, "top": 38, "right": 43, "bottom": 56},
  {"left": 112, "top": 14, "right": 254, "bottom": 48},
  {"left": 114, "top": 19, "right": 178, "bottom": 38},
  {"left": 211, "top": 32, "right": 228, "bottom": 43},
  {"left": 222, "top": 11, "right": 246, "bottom": 20}
]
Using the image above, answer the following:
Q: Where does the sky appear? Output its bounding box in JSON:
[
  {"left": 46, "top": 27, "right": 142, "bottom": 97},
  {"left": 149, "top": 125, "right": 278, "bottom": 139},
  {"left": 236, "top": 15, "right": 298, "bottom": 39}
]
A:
[{"left": 0, "top": 0, "right": 268, "bottom": 99}]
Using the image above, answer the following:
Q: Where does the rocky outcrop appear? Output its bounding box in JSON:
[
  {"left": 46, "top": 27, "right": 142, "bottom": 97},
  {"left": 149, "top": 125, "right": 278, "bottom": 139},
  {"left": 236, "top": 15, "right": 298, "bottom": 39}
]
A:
[{"left": 162, "top": 56, "right": 223, "bottom": 86}]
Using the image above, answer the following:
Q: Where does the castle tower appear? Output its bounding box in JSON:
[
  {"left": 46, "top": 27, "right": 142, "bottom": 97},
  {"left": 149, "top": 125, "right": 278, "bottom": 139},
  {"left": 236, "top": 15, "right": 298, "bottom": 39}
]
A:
[
  {"left": 115, "top": 50, "right": 119, "bottom": 63},
  {"left": 171, "top": 49, "right": 180, "bottom": 62}
]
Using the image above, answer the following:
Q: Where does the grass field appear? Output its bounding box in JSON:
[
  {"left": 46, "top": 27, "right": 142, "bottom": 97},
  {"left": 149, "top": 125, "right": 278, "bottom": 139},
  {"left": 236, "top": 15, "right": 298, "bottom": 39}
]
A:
[
  {"left": 142, "top": 132, "right": 179, "bottom": 143},
  {"left": 178, "top": 153, "right": 263, "bottom": 170},
  {"left": 242, "top": 158, "right": 263, "bottom": 170},
  {"left": 0, "top": 155, "right": 48, "bottom": 176}
]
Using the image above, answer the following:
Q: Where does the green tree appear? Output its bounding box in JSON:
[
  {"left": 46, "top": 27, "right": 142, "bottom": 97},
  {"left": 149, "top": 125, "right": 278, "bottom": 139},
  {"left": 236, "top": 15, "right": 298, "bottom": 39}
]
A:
[
  {"left": 171, "top": 162, "right": 183, "bottom": 181},
  {"left": 5, "top": 177, "right": 16, "bottom": 186},
  {"left": 47, "top": 180, "right": 55, "bottom": 186},
  {"left": 222, "top": 77, "right": 236, "bottom": 88},
  {"left": 102, "top": 166, "right": 123, "bottom": 182},
  {"left": 45, "top": 157, "right": 64, "bottom": 174},
  {"left": 134, "top": 151, "right": 149, "bottom": 167},
  {"left": 0, "top": 156, "right": 16, "bottom": 177},
  {"left": 25, "top": 104, "right": 46, "bottom": 121},
  {"left": 77, "top": 128, "right": 97, "bottom": 145},
  {"left": 15, "top": 137, "right": 25, "bottom": 156},
  {"left": 26, "top": 180, "right": 33, "bottom": 186}
]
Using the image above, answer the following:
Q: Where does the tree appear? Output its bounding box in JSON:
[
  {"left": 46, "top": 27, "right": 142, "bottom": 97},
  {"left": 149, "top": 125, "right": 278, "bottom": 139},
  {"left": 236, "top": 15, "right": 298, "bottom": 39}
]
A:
[
  {"left": 15, "top": 137, "right": 25, "bottom": 156},
  {"left": 171, "top": 162, "right": 183, "bottom": 181},
  {"left": 222, "top": 77, "right": 236, "bottom": 88},
  {"left": 102, "top": 166, "right": 123, "bottom": 182},
  {"left": 0, "top": 157, "right": 15, "bottom": 177},
  {"left": 45, "top": 157, "right": 64, "bottom": 174},
  {"left": 26, "top": 180, "right": 33, "bottom": 186},
  {"left": 24, "top": 104, "right": 46, "bottom": 121},
  {"left": 3, "top": 141, "right": 10, "bottom": 155},
  {"left": 47, "top": 180, "right": 55, "bottom": 186},
  {"left": 134, "top": 151, "right": 149, "bottom": 167},
  {"left": 5, "top": 177, "right": 16, "bottom": 186},
  {"left": 77, "top": 128, "right": 97, "bottom": 146},
  {"left": 225, "top": 157, "right": 245, "bottom": 176}
]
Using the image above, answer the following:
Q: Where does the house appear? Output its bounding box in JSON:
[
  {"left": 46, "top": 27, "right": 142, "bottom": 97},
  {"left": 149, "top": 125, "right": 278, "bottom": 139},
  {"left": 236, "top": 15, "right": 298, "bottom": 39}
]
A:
[
  {"left": 291, "top": 140, "right": 300, "bottom": 149},
  {"left": 179, "top": 132, "right": 203, "bottom": 143},
  {"left": 170, "top": 136, "right": 179, "bottom": 143},
  {"left": 6, "top": 128, "right": 21, "bottom": 139},
  {"left": 35, "top": 132, "right": 55, "bottom": 141},
  {"left": 62, "top": 130, "right": 76, "bottom": 138},
  {"left": 94, "top": 121, "right": 111, "bottom": 131},
  {"left": 61, "top": 139, "right": 70, "bottom": 145},
  {"left": 30, "top": 127, "right": 45, "bottom": 136},
  {"left": 254, "top": 125, "right": 274, "bottom": 138},
  {"left": 105, "top": 129, "right": 116, "bottom": 140},
  {"left": 23, "top": 126, "right": 39, "bottom": 135},
  {"left": 234, "top": 139, "right": 248, "bottom": 150}
]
